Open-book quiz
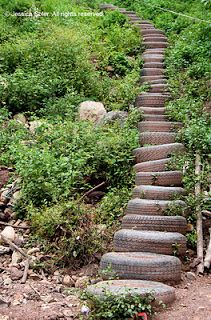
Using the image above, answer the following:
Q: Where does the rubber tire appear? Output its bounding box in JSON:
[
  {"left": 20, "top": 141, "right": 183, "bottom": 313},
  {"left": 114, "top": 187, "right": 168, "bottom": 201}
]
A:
[
  {"left": 114, "top": 229, "right": 186, "bottom": 255},
  {"left": 139, "top": 107, "right": 166, "bottom": 115},
  {"left": 87, "top": 279, "right": 176, "bottom": 306},
  {"left": 140, "top": 132, "right": 176, "bottom": 145},
  {"left": 132, "top": 185, "right": 185, "bottom": 200},
  {"left": 142, "top": 114, "right": 168, "bottom": 121},
  {"left": 135, "top": 171, "right": 183, "bottom": 186},
  {"left": 134, "top": 158, "right": 170, "bottom": 172},
  {"left": 121, "top": 214, "right": 187, "bottom": 234},
  {"left": 100, "top": 252, "right": 181, "bottom": 283},
  {"left": 141, "top": 68, "right": 165, "bottom": 76},
  {"left": 138, "top": 121, "right": 182, "bottom": 132},
  {"left": 133, "top": 143, "right": 185, "bottom": 162},
  {"left": 136, "top": 94, "right": 169, "bottom": 107},
  {"left": 125, "top": 198, "right": 187, "bottom": 216}
]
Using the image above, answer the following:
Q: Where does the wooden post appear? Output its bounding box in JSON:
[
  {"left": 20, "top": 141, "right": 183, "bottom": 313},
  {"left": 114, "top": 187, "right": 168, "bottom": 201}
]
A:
[
  {"left": 195, "top": 153, "right": 204, "bottom": 274},
  {"left": 204, "top": 227, "right": 211, "bottom": 269}
]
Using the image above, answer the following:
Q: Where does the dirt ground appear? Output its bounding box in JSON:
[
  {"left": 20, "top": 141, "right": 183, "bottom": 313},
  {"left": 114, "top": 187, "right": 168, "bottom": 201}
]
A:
[
  {"left": 1, "top": 272, "right": 211, "bottom": 320},
  {"left": 154, "top": 274, "right": 211, "bottom": 320}
]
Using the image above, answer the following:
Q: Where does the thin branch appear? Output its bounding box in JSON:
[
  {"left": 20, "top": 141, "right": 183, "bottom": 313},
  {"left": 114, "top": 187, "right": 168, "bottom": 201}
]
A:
[
  {"left": 21, "top": 258, "right": 29, "bottom": 284},
  {"left": 1, "top": 235, "right": 29, "bottom": 259},
  {"left": 195, "top": 153, "right": 204, "bottom": 274},
  {"left": 78, "top": 181, "right": 106, "bottom": 203},
  {"left": 0, "top": 221, "right": 29, "bottom": 229}
]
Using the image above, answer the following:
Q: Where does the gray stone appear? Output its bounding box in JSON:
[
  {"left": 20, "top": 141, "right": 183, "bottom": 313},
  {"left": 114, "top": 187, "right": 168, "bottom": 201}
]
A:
[
  {"left": 79, "top": 101, "right": 106, "bottom": 123},
  {"left": 100, "top": 111, "right": 128, "bottom": 125},
  {"left": 186, "top": 271, "right": 196, "bottom": 281}
]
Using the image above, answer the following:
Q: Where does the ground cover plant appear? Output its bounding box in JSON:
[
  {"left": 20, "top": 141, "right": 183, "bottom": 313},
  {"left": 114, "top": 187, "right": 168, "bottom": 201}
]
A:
[{"left": 0, "top": 0, "right": 143, "bottom": 266}]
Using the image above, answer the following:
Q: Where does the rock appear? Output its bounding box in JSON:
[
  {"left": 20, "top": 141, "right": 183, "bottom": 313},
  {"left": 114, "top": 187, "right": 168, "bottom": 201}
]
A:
[
  {"left": 186, "top": 271, "right": 196, "bottom": 281},
  {"left": 29, "top": 120, "right": 45, "bottom": 134},
  {"left": 63, "top": 309, "right": 74, "bottom": 317},
  {"left": 11, "top": 251, "right": 22, "bottom": 265},
  {"left": 10, "top": 267, "right": 23, "bottom": 280},
  {"left": 100, "top": 111, "right": 128, "bottom": 125},
  {"left": 0, "top": 316, "right": 10, "bottom": 320},
  {"left": 79, "top": 101, "right": 106, "bottom": 123},
  {"left": 75, "top": 276, "right": 89, "bottom": 289},
  {"left": 13, "top": 113, "right": 28, "bottom": 126},
  {"left": 62, "top": 275, "right": 74, "bottom": 287},
  {"left": 40, "top": 295, "right": 56, "bottom": 303},
  {"left": 0, "top": 189, "right": 10, "bottom": 204},
  {"left": 8, "top": 191, "right": 21, "bottom": 206},
  {"left": 3, "top": 278, "right": 12, "bottom": 285},
  {"left": 0, "top": 245, "right": 11, "bottom": 254},
  {"left": 0, "top": 226, "right": 15, "bottom": 242}
]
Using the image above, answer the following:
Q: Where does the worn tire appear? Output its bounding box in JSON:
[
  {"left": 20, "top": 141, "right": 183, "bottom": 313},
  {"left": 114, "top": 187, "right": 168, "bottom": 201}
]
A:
[
  {"left": 144, "top": 62, "right": 164, "bottom": 68},
  {"left": 140, "top": 132, "right": 176, "bottom": 145},
  {"left": 143, "top": 54, "right": 164, "bottom": 63},
  {"left": 141, "top": 75, "right": 167, "bottom": 83},
  {"left": 134, "top": 158, "right": 170, "bottom": 172},
  {"left": 139, "top": 107, "right": 166, "bottom": 115},
  {"left": 138, "top": 121, "right": 182, "bottom": 132},
  {"left": 133, "top": 143, "right": 185, "bottom": 162},
  {"left": 132, "top": 185, "right": 185, "bottom": 200},
  {"left": 125, "top": 198, "right": 186, "bottom": 216},
  {"left": 135, "top": 171, "right": 182, "bottom": 187},
  {"left": 145, "top": 41, "right": 168, "bottom": 49},
  {"left": 141, "top": 29, "right": 165, "bottom": 36},
  {"left": 87, "top": 279, "right": 176, "bottom": 306},
  {"left": 100, "top": 252, "right": 181, "bottom": 283},
  {"left": 121, "top": 214, "right": 187, "bottom": 234},
  {"left": 149, "top": 83, "right": 169, "bottom": 93},
  {"left": 142, "top": 114, "right": 168, "bottom": 121},
  {"left": 136, "top": 94, "right": 169, "bottom": 107},
  {"left": 114, "top": 229, "right": 186, "bottom": 255},
  {"left": 143, "top": 36, "right": 167, "bottom": 42},
  {"left": 141, "top": 68, "right": 165, "bottom": 76}
]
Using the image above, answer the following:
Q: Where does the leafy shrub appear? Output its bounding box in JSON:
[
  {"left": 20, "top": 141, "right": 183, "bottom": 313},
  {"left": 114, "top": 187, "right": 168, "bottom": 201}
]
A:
[{"left": 81, "top": 291, "right": 154, "bottom": 320}]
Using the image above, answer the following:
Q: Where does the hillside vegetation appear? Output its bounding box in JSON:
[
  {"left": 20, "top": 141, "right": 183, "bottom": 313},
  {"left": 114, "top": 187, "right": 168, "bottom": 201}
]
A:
[
  {"left": 0, "top": 0, "right": 143, "bottom": 266},
  {"left": 0, "top": 0, "right": 210, "bottom": 267}
]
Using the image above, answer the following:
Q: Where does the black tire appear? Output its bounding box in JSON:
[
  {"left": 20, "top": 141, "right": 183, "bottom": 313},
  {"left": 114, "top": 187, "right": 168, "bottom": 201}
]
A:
[
  {"left": 125, "top": 198, "right": 186, "bottom": 216},
  {"left": 135, "top": 171, "right": 183, "bottom": 187},
  {"left": 114, "top": 229, "right": 187, "bottom": 256},
  {"left": 121, "top": 214, "right": 187, "bottom": 234},
  {"left": 132, "top": 185, "right": 185, "bottom": 200},
  {"left": 133, "top": 143, "right": 185, "bottom": 163},
  {"left": 100, "top": 252, "right": 181, "bottom": 283}
]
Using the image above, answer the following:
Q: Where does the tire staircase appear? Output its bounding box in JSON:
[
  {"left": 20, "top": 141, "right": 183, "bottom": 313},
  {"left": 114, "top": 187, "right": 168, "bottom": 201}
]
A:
[{"left": 88, "top": 4, "right": 187, "bottom": 307}]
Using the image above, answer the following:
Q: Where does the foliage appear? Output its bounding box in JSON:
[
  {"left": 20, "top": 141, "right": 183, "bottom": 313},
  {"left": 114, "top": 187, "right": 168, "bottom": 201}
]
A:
[{"left": 81, "top": 291, "right": 154, "bottom": 320}]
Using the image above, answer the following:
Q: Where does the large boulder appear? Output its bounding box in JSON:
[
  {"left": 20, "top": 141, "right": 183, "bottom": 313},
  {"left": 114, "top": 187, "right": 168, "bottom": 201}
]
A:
[{"left": 78, "top": 101, "right": 107, "bottom": 123}]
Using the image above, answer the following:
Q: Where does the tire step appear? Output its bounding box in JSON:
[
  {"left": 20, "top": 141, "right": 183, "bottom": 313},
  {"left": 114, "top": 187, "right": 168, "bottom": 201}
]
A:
[
  {"left": 134, "top": 158, "right": 170, "bottom": 172},
  {"left": 144, "top": 62, "right": 164, "bottom": 68},
  {"left": 139, "top": 107, "right": 166, "bottom": 115},
  {"left": 138, "top": 121, "right": 182, "bottom": 132},
  {"left": 133, "top": 143, "right": 185, "bottom": 163},
  {"left": 145, "top": 42, "right": 168, "bottom": 49},
  {"left": 141, "top": 76, "right": 167, "bottom": 83},
  {"left": 122, "top": 215, "right": 187, "bottom": 234},
  {"left": 114, "top": 229, "right": 186, "bottom": 255},
  {"left": 87, "top": 279, "right": 176, "bottom": 306},
  {"left": 141, "top": 68, "right": 165, "bottom": 76},
  {"left": 125, "top": 198, "right": 186, "bottom": 215},
  {"left": 132, "top": 185, "right": 185, "bottom": 200},
  {"left": 144, "top": 49, "right": 165, "bottom": 54},
  {"left": 143, "top": 55, "right": 164, "bottom": 63},
  {"left": 149, "top": 83, "right": 169, "bottom": 93},
  {"left": 100, "top": 252, "right": 181, "bottom": 283},
  {"left": 135, "top": 171, "right": 183, "bottom": 186},
  {"left": 136, "top": 93, "right": 170, "bottom": 107},
  {"left": 141, "top": 29, "right": 165, "bottom": 36},
  {"left": 142, "top": 114, "right": 168, "bottom": 121},
  {"left": 140, "top": 132, "right": 176, "bottom": 145},
  {"left": 143, "top": 36, "right": 168, "bottom": 42}
]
